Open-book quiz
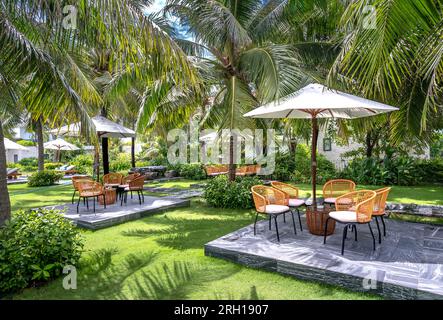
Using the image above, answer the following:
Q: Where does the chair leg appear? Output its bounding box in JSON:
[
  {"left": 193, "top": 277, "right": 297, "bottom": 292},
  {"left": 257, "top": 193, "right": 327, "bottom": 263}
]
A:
[
  {"left": 323, "top": 218, "right": 330, "bottom": 244},
  {"left": 77, "top": 197, "right": 81, "bottom": 213},
  {"left": 86, "top": 197, "right": 89, "bottom": 210},
  {"left": 341, "top": 224, "right": 348, "bottom": 255},
  {"left": 103, "top": 193, "right": 106, "bottom": 209},
  {"left": 274, "top": 215, "right": 280, "bottom": 242},
  {"left": 93, "top": 196, "right": 95, "bottom": 213},
  {"left": 368, "top": 222, "right": 376, "bottom": 251},
  {"left": 344, "top": 224, "right": 348, "bottom": 239},
  {"left": 296, "top": 208, "right": 303, "bottom": 231},
  {"left": 141, "top": 189, "right": 144, "bottom": 203},
  {"left": 254, "top": 213, "right": 259, "bottom": 236},
  {"left": 283, "top": 212, "right": 286, "bottom": 223},
  {"left": 290, "top": 210, "right": 297, "bottom": 235},
  {"left": 137, "top": 190, "right": 142, "bottom": 205},
  {"left": 120, "top": 191, "right": 125, "bottom": 206},
  {"left": 380, "top": 215, "right": 386, "bottom": 237},
  {"left": 131, "top": 191, "right": 133, "bottom": 199},
  {"left": 72, "top": 190, "right": 76, "bottom": 204},
  {"left": 375, "top": 217, "right": 382, "bottom": 244},
  {"left": 353, "top": 225, "right": 358, "bottom": 241},
  {"left": 269, "top": 216, "right": 272, "bottom": 230}
]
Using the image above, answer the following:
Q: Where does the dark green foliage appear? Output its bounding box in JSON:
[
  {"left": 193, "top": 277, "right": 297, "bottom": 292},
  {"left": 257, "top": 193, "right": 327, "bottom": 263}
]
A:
[
  {"left": 110, "top": 153, "right": 132, "bottom": 173},
  {"left": 70, "top": 154, "right": 94, "bottom": 175},
  {"left": 17, "top": 157, "right": 38, "bottom": 172},
  {"left": 204, "top": 175, "right": 262, "bottom": 209},
  {"left": 177, "top": 164, "right": 207, "bottom": 180},
  {"left": 27, "top": 171, "right": 64, "bottom": 187},
  {"left": 0, "top": 209, "right": 84, "bottom": 294}
]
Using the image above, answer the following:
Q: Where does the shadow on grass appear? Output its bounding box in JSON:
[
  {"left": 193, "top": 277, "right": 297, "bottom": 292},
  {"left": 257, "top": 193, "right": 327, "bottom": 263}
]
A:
[{"left": 121, "top": 211, "right": 255, "bottom": 250}]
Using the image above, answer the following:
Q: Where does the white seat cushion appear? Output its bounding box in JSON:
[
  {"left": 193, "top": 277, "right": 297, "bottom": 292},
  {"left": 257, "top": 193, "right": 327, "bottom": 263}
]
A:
[
  {"left": 329, "top": 211, "right": 358, "bottom": 223},
  {"left": 265, "top": 205, "right": 289, "bottom": 214},
  {"left": 288, "top": 199, "right": 305, "bottom": 207},
  {"left": 324, "top": 197, "right": 336, "bottom": 203}
]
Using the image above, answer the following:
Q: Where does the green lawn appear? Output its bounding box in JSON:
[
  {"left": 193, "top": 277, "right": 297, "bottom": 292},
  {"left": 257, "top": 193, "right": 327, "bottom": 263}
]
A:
[{"left": 6, "top": 181, "right": 443, "bottom": 299}]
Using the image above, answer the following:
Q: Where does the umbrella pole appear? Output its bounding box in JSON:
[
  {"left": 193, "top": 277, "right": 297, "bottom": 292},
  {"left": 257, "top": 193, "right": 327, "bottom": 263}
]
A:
[{"left": 311, "top": 116, "right": 319, "bottom": 207}]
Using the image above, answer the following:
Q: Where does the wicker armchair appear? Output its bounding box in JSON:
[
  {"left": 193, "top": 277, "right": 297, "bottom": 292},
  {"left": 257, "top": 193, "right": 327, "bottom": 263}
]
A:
[
  {"left": 205, "top": 165, "right": 228, "bottom": 177},
  {"left": 122, "top": 172, "right": 142, "bottom": 184},
  {"left": 245, "top": 165, "right": 257, "bottom": 176},
  {"left": 271, "top": 181, "right": 305, "bottom": 231},
  {"left": 76, "top": 181, "right": 106, "bottom": 213},
  {"left": 371, "top": 187, "right": 392, "bottom": 243},
  {"left": 121, "top": 176, "right": 145, "bottom": 205},
  {"left": 71, "top": 176, "right": 93, "bottom": 204},
  {"left": 235, "top": 166, "right": 247, "bottom": 176},
  {"left": 251, "top": 185, "right": 295, "bottom": 242},
  {"left": 323, "top": 190, "right": 377, "bottom": 255},
  {"left": 322, "top": 179, "right": 356, "bottom": 206},
  {"left": 103, "top": 173, "right": 123, "bottom": 187}
]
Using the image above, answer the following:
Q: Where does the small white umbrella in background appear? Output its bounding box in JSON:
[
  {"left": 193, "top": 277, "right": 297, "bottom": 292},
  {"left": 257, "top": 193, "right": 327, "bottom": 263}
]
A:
[
  {"left": 244, "top": 83, "right": 399, "bottom": 205},
  {"left": 44, "top": 138, "right": 79, "bottom": 162},
  {"left": 4, "top": 138, "right": 28, "bottom": 151}
]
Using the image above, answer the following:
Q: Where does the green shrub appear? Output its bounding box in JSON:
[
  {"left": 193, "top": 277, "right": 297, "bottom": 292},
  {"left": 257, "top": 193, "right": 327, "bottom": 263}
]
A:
[
  {"left": 0, "top": 208, "right": 84, "bottom": 294},
  {"left": 415, "top": 159, "right": 443, "bottom": 184},
  {"left": 110, "top": 153, "right": 131, "bottom": 172},
  {"left": 16, "top": 140, "right": 36, "bottom": 147},
  {"left": 178, "top": 163, "right": 207, "bottom": 180},
  {"left": 70, "top": 154, "right": 94, "bottom": 175},
  {"left": 204, "top": 175, "right": 262, "bottom": 209},
  {"left": 44, "top": 162, "right": 64, "bottom": 170},
  {"left": 28, "top": 171, "right": 64, "bottom": 187},
  {"left": 17, "top": 157, "right": 38, "bottom": 172}
]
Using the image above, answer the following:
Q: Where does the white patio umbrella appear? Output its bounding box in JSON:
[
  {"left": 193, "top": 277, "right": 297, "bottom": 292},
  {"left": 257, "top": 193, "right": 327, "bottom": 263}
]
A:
[
  {"left": 49, "top": 115, "right": 136, "bottom": 176},
  {"left": 4, "top": 138, "right": 28, "bottom": 151},
  {"left": 244, "top": 83, "right": 399, "bottom": 204},
  {"left": 44, "top": 138, "right": 79, "bottom": 162}
]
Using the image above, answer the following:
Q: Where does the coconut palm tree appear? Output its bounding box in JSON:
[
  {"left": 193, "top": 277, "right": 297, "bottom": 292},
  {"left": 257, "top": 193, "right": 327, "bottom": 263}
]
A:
[
  {"left": 164, "top": 0, "right": 304, "bottom": 180},
  {"left": 330, "top": 0, "right": 443, "bottom": 143}
]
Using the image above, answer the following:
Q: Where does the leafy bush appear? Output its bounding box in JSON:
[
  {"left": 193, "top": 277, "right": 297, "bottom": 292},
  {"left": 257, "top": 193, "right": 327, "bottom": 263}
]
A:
[
  {"left": 0, "top": 209, "right": 84, "bottom": 294},
  {"left": 70, "top": 154, "right": 94, "bottom": 175},
  {"left": 110, "top": 153, "right": 131, "bottom": 172},
  {"left": 28, "top": 171, "right": 64, "bottom": 187},
  {"left": 44, "top": 162, "right": 64, "bottom": 170},
  {"left": 415, "top": 159, "right": 443, "bottom": 184},
  {"left": 178, "top": 163, "right": 207, "bottom": 180},
  {"left": 17, "top": 157, "right": 38, "bottom": 172},
  {"left": 16, "top": 140, "right": 36, "bottom": 147},
  {"left": 204, "top": 175, "right": 262, "bottom": 209}
]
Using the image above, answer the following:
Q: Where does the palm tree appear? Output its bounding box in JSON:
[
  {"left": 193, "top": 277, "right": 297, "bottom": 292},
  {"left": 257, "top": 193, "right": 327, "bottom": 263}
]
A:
[
  {"left": 329, "top": 0, "right": 443, "bottom": 143},
  {"left": 165, "top": 0, "right": 304, "bottom": 180},
  {"left": 0, "top": 0, "right": 200, "bottom": 225}
]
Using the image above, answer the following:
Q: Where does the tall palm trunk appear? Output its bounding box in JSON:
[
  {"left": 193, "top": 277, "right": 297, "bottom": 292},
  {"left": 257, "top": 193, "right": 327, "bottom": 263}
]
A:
[
  {"left": 35, "top": 117, "right": 44, "bottom": 172},
  {"left": 0, "top": 121, "right": 11, "bottom": 226},
  {"left": 228, "top": 135, "right": 235, "bottom": 181}
]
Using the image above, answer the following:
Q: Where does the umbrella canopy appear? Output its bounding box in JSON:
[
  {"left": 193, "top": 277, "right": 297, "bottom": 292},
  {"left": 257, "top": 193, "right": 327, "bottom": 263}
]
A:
[
  {"left": 4, "top": 138, "right": 28, "bottom": 151},
  {"left": 244, "top": 83, "right": 398, "bottom": 119},
  {"left": 244, "top": 83, "right": 398, "bottom": 205},
  {"left": 49, "top": 115, "right": 135, "bottom": 138},
  {"left": 44, "top": 138, "right": 79, "bottom": 151}
]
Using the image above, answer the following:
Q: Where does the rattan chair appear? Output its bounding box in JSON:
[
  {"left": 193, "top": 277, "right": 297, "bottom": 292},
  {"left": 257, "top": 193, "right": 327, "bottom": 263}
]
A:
[
  {"left": 323, "top": 190, "right": 377, "bottom": 255},
  {"left": 235, "top": 166, "right": 247, "bottom": 176},
  {"left": 251, "top": 185, "right": 296, "bottom": 242},
  {"left": 76, "top": 181, "right": 106, "bottom": 213},
  {"left": 103, "top": 173, "right": 123, "bottom": 187},
  {"left": 322, "top": 179, "right": 356, "bottom": 207},
  {"left": 271, "top": 181, "right": 305, "bottom": 231},
  {"left": 371, "top": 187, "right": 392, "bottom": 243},
  {"left": 120, "top": 175, "right": 145, "bottom": 205},
  {"left": 71, "top": 176, "right": 93, "bottom": 204}
]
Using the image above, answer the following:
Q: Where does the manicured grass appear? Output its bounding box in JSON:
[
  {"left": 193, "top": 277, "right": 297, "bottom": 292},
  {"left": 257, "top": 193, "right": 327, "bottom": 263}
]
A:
[
  {"left": 12, "top": 200, "right": 378, "bottom": 300},
  {"left": 6, "top": 181, "right": 442, "bottom": 300}
]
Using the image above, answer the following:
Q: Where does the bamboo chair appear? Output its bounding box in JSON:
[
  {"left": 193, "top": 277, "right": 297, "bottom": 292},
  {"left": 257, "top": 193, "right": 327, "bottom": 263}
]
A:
[
  {"left": 322, "top": 179, "right": 356, "bottom": 207},
  {"left": 76, "top": 181, "right": 106, "bottom": 213},
  {"left": 251, "top": 185, "right": 295, "bottom": 242},
  {"left": 71, "top": 176, "right": 93, "bottom": 204},
  {"left": 271, "top": 182, "right": 305, "bottom": 231},
  {"left": 120, "top": 176, "right": 145, "bottom": 205},
  {"left": 323, "top": 190, "right": 377, "bottom": 255}
]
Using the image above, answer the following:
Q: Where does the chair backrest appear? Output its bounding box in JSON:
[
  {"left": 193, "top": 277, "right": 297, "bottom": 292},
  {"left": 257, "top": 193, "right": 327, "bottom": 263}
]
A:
[
  {"left": 246, "top": 165, "right": 257, "bottom": 174},
  {"left": 236, "top": 166, "right": 247, "bottom": 174},
  {"left": 251, "top": 185, "right": 287, "bottom": 213},
  {"left": 336, "top": 190, "right": 376, "bottom": 223},
  {"left": 271, "top": 181, "right": 299, "bottom": 199},
  {"left": 323, "top": 179, "right": 356, "bottom": 199},
  {"left": 72, "top": 177, "right": 93, "bottom": 191},
  {"left": 77, "top": 181, "right": 103, "bottom": 195},
  {"left": 128, "top": 176, "right": 145, "bottom": 190},
  {"left": 103, "top": 173, "right": 123, "bottom": 185},
  {"left": 122, "top": 173, "right": 141, "bottom": 184},
  {"left": 373, "top": 187, "right": 391, "bottom": 215},
  {"left": 205, "top": 166, "right": 215, "bottom": 175},
  {"left": 6, "top": 168, "right": 18, "bottom": 175}
]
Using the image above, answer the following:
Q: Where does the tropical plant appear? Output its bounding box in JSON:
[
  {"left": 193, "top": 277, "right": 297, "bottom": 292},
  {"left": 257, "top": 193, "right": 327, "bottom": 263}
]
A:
[
  {"left": 27, "top": 171, "right": 64, "bottom": 187},
  {"left": 164, "top": 0, "right": 305, "bottom": 180}
]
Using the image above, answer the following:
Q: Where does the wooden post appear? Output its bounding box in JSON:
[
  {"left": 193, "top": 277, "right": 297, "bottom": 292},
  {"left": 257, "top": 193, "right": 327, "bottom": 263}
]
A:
[{"left": 311, "top": 116, "right": 319, "bottom": 207}]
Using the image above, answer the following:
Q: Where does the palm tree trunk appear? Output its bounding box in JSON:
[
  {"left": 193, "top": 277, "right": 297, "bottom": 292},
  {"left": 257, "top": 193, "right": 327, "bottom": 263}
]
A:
[
  {"left": 131, "top": 137, "right": 136, "bottom": 168},
  {"left": 35, "top": 117, "right": 44, "bottom": 172},
  {"left": 311, "top": 117, "right": 319, "bottom": 207},
  {"left": 0, "top": 121, "right": 11, "bottom": 226},
  {"left": 228, "top": 135, "right": 235, "bottom": 181}
]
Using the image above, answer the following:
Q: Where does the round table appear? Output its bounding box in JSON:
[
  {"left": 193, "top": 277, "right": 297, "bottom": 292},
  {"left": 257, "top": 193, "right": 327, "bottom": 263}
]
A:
[{"left": 305, "top": 205, "right": 336, "bottom": 236}]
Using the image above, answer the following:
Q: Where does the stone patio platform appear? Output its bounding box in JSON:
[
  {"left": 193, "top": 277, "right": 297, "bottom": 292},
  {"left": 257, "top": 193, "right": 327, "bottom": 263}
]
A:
[
  {"left": 205, "top": 214, "right": 443, "bottom": 300},
  {"left": 50, "top": 196, "right": 190, "bottom": 230}
]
